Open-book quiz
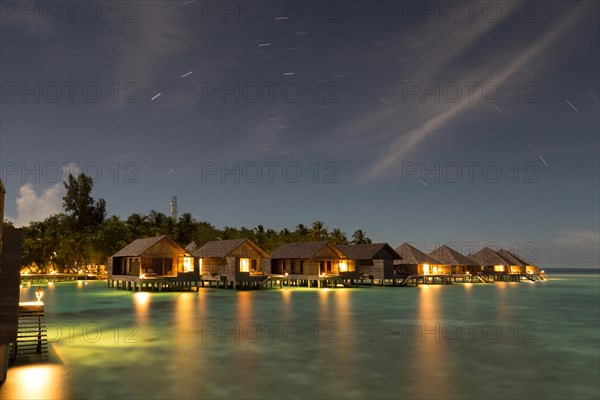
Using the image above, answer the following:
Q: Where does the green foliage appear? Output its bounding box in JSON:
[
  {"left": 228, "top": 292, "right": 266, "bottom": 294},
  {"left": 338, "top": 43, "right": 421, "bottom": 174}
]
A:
[
  {"left": 63, "top": 173, "right": 106, "bottom": 230},
  {"left": 20, "top": 175, "right": 372, "bottom": 271}
]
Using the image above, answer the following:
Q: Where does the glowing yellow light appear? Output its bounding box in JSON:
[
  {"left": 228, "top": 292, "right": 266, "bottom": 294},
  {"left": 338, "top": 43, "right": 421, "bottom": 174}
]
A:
[
  {"left": 240, "top": 258, "right": 250, "bottom": 273},
  {"left": 35, "top": 287, "right": 44, "bottom": 302},
  {"left": 541, "top": 270, "right": 545, "bottom": 274},
  {"left": 48, "top": 282, "right": 54, "bottom": 287},
  {"left": 134, "top": 291, "right": 150, "bottom": 305},
  {"left": 284, "top": 272, "right": 289, "bottom": 277},
  {"left": 423, "top": 264, "right": 430, "bottom": 275},
  {"left": 182, "top": 257, "right": 193, "bottom": 272},
  {"left": 339, "top": 261, "right": 348, "bottom": 272},
  {"left": 140, "top": 273, "right": 146, "bottom": 279},
  {"left": 198, "top": 258, "right": 203, "bottom": 274},
  {"left": 494, "top": 265, "right": 505, "bottom": 272}
]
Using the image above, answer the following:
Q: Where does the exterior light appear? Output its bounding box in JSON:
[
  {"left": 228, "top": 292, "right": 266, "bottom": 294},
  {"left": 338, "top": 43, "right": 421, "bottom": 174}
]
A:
[
  {"left": 284, "top": 272, "right": 289, "bottom": 277},
  {"left": 140, "top": 274, "right": 146, "bottom": 279},
  {"left": 35, "top": 287, "right": 44, "bottom": 302}
]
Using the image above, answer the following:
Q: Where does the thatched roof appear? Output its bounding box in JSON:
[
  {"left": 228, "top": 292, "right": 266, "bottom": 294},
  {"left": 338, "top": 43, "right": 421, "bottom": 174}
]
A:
[
  {"left": 507, "top": 250, "right": 538, "bottom": 267},
  {"left": 429, "top": 245, "right": 477, "bottom": 266},
  {"left": 111, "top": 235, "right": 181, "bottom": 258},
  {"left": 192, "top": 238, "right": 269, "bottom": 258},
  {"left": 336, "top": 243, "right": 401, "bottom": 260},
  {"left": 185, "top": 241, "right": 198, "bottom": 253},
  {"left": 498, "top": 249, "right": 535, "bottom": 267},
  {"left": 394, "top": 243, "right": 439, "bottom": 265},
  {"left": 470, "top": 247, "right": 512, "bottom": 266},
  {"left": 271, "top": 241, "right": 344, "bottom": 259},
  {"left": 496, "top": 249, "right": 526, "bottom": 266}
]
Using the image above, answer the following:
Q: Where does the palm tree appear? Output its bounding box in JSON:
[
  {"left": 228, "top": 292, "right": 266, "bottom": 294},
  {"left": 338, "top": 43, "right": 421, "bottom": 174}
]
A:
[
  {"left": 148, "top": 210, "right": 166, "bottom": 227},
  {"left": 126, "top": 213, "right": 148, "bottom": 238},
  {"left": 254, "top": 225, "right": 266, "bottom": 248},
  {"left": 330, "top": 228, "right": 348, "bottom": 245},
  {"left": 352, "top": 229, "right": 372, "bottom": 244},
  {"left": 309, "top": 220, "right": 328, "bottom": 241},
  {"left": 295, "top": 224, "right": 308, "bottom": 237},
  {"left": 175, "top": 213, "right": 196, "bottom": 244}
]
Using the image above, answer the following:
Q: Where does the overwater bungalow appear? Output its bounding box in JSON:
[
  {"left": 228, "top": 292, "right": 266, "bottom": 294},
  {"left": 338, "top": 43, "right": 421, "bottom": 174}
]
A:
[
  {"left": 337, "top": 243, "right": 401, "bottom": 286},
  {"left": 503, "top": 250, "right": 541, "bottom": 274},
  {"left": 270, "top": 241, "right": 358, "bottom": 286},
  {"left": 108, "top": 235, "right": 197, "bottom": 291},
  {"left": 191, "top": 238, "right": 271, "bottom": 289},
  {"left": 394, "top": 243, "right": 442, "bottom": 275},
  {"left": 428, "top": 245, "right": 479, "bottom": 275},
  {"left": 496, "top": 249, "right": 542, "bottom": 275},
  {"left": 470, "top": 247, "right": 513, "bottom": 275},
  {"left": 496, "top": 249, "right": 527, "bottom": 274}
]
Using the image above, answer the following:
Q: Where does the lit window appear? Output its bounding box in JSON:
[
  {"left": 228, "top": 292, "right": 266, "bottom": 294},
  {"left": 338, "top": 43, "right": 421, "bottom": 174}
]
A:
[
  {"left": 494, "top": 265, "right": 504, "bottom": 272},
  {"left": 240, "top": 258, "right": 250, "bottom": 272},
  {"left": 182, "top": 257, "right": 193, "bottom": 272},
  {"left": 423, "top": 264, "right": 430, "bottom": 275},
  {"left": 339, "top": 261, "right": 348, "bottom": 272}
]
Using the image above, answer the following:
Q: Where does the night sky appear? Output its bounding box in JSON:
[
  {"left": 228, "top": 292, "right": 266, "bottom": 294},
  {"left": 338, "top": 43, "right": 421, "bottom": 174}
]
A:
[{"left": 1, "top": 1, "right": 598, "bottom": 268}]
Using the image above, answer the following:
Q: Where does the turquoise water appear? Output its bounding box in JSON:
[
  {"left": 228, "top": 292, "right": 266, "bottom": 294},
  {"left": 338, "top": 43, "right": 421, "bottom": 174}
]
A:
[{"left": 2, "top": 275, "right": 599, "bottom": 399}]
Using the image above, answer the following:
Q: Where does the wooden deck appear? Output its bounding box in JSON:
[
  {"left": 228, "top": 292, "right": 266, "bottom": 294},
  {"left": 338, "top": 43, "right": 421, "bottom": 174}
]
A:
[
  {"left": 107, "top": 274, "right": 200, "bottom": 292},
  {"left": 107, "top": 271, "right": 548, "bottom": 291},
  {"left": 20, "top": 273, "right": 105, "bottom": 283},
  {"left": 10, "top": 302, "right": 48, "bottom": 362}
]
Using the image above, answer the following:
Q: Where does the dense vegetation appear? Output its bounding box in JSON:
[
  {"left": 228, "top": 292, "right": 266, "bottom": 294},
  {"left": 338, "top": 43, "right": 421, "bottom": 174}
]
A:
[{"left": 10, "top": 173, "right": 372, "bottom": 273}]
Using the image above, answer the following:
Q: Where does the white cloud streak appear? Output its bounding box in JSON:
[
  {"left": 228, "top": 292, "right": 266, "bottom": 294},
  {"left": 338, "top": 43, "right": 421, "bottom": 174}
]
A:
[{"left": 359, "top": 2, "right": 590, "bottom": 182}]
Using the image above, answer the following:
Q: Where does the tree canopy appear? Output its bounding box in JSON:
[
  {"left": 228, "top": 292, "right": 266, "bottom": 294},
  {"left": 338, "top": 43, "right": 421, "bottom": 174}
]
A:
[{"left": 20, "top": 173, "right": 372, "bottom": 273}]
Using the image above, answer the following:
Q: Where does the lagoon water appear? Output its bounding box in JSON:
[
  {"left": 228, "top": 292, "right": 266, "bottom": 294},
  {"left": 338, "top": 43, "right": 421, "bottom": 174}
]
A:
[{"left": 2, "top": 273, "right": 599, "bottom": 399}]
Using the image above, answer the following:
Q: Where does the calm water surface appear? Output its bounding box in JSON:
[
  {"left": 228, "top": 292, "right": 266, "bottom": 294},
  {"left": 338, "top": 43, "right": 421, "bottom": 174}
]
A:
[{"left": 2, "top": 274, "right": 599, "bottom": 399}]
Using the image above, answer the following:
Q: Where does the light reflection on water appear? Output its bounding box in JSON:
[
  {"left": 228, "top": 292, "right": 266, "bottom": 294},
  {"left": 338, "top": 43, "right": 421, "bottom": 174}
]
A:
[
  {"left": 3, "top": 276, "right": 599, "bottom": 399},
  {"left": 1, "top": 364, "right": 68, "bottom": 400}
]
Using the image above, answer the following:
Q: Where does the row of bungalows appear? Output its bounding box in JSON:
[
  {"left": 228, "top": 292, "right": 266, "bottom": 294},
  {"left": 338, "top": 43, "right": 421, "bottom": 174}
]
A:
[
  {"left": 470, "top": 247, "right": 542, "bottom": 281},
  {"left": 107, "top": 236, "right": 544, "bottom": 291}
]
